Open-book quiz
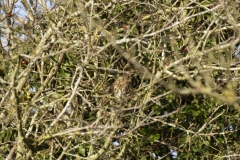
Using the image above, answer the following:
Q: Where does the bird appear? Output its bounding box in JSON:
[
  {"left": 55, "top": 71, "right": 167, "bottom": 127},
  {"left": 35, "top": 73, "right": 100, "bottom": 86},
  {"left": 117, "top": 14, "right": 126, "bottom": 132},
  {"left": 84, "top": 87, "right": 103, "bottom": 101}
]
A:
[
  {"left": 96, "top": 75, "right": 131, "bottom": 119},
  {"left": 111, "top": 75, "right": 132, "bottom": 102}
]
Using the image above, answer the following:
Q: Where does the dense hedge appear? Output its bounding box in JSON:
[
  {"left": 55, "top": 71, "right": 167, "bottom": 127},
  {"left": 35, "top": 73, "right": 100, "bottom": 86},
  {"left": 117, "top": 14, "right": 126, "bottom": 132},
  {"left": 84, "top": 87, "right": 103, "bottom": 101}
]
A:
[{"left": 0, "top": 0, "right": 240, "bottom": 159}]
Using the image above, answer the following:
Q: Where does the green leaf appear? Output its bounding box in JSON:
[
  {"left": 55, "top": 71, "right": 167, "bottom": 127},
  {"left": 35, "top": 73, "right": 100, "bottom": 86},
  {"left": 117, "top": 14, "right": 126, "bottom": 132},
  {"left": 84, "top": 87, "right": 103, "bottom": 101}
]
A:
[
  {"left": 78, "top": 146, "right": 86, "bottom": 156},
  {"left": 149, "top": 133, "right": 160, "bottom": 141}
]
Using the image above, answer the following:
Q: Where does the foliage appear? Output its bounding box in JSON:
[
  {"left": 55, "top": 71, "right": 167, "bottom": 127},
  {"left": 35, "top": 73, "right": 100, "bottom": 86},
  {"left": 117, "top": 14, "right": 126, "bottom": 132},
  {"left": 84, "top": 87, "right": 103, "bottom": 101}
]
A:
[{"left": 0, "top": 0, "right": 240, "bottom": 159}]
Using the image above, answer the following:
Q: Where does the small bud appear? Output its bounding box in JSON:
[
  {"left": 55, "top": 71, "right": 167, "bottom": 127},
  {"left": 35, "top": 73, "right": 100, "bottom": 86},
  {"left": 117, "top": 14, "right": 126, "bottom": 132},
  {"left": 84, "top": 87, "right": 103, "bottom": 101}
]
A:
[
  {"left": 7, "top": 13, "right": 12, "bottom": 17},
  {"left": 48, "top": 45, "right": 52, "bottom": 50},
  {"left": 21, "top": 59, "right": 27, "bottom": 65},
  {"left": 182, "top": 46, "right": 188, "bottom": 53},
  {"left": 103, "top": 113, "right": 107, "bottom": 117}
]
